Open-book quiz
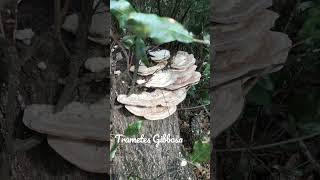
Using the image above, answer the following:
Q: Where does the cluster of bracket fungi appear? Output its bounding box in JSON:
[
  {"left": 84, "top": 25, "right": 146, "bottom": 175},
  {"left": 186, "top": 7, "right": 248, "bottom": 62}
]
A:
[
  {"left": 212, "top": 0, "right": 292, "bottom": 137},
  {"left": 117, "top": 49, "right": 201, "bottom": 120},
  {"left": 21, "top": 2, "right": 109, "bottom": 174}
]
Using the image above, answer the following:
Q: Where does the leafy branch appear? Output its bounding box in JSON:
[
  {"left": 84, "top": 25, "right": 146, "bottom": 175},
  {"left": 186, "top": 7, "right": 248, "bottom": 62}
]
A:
[{"left": 111, "top": 0, "right": 208, "bottom": 66}]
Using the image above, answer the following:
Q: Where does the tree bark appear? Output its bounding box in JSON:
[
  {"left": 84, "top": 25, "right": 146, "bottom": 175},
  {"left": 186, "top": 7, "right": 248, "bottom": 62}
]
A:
[{"left": 110, "top": 75, "right": 195, "bottom": 179}]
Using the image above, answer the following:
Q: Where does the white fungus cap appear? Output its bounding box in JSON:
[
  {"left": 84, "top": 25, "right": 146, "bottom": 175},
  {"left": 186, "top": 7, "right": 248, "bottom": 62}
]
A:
[
  {"left": 125, "top": 105, "right": 177, "bottom": 120},
  {"left": 117, "top": 88, "right": 187, "bottom": 107},
  {"left": 148, "top": 49, "right": 171, "bottom": 62},
  {"left": 130, "top": 61, "right": 167, "bottom": 76}
]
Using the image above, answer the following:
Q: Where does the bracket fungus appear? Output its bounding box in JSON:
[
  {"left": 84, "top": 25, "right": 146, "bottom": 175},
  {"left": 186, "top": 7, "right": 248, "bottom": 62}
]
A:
[
  {"left": 117, "top": 88, "right": 187, "bottom": 107},
  {"left": 15, "top": 28, "right": 34, "bottom": 45},
  {"left": 48, "top": 136, "right": 107, "bottom": 173},
  {"left": 212, "top": 0, "right": 291, "bottom": 137},
  {"left": 23, "top": 100, "right": 107, "bottom": 141},
  {"left": 19, "top": 0, "right": 110, "bottom": 174},
  {"left": 212, "top": 82, "right": 244, "bottom": 137},
  {"left": 129, "top": 61, "right": 167, "bottom": 76},
  {"left": 129, "top": 49, "right": 170, "bottom": 76},
  {"left": 212, "top": 0, "right": 272, "bottom": 23},
  {"left": 117, "top": 50, "right": 201, "bottom": 120},
  {"left": 125, "top": 105, "right": 177, "bottom": 121},
  {"left": 145, "top": 70, "right": 177, "bottom": 88},
  {"left": 145, "top": 65, "right": 200, "bottom": 90},
  {"left": 22, "top": 99, "right": 108, "bottom": 173},
  {"left": 213, "top": 10, "right": 279, "bottom": 52},
  {"left": 84, "top": 57, "right": 109, "bottom": 73},
  {"left": 148, "top": 49, "right": 170, "bottom": 61},
  {"left": 165, "top": 71, "right": 201, "bottom": 90},
  {"left": 213, "top": 31, "right": 291, "bottom": 86},
  {"left": 171, "top": 51, "right": 196, "bottom": 70}
]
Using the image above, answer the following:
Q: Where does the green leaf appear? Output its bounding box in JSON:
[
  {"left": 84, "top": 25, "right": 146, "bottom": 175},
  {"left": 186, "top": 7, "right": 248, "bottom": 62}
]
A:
[
  {"left": 122, "top": 35, "right": 136, "bottom": 49},
  {"left": 300, "top": 2, "right": 320, "bottom": 40},
  {"left": 200, "top": 91, "right": 210, "bottom": 105},
  {"left": 187, "top": 85, "right": 197, "bottom": 98},
  {"left": 110, "top": 139, "right": 119, "bottom": 160},
  {"left": 202, "top": 63, "right": 210, "bottom": 81},
  {"left": 110, "top": 0, "right": 136, "bottom": 28},
  {"left": 188, "top": 140, "right": 211, "bottom": 163},
  {"left": 127, "top": 12, "right": 194, "bottom": 44},
  {"left": 134, "top": 37, "right": 149, "bottom": 66},
  {"left": 124, "top": 120, "right": 143, "bottom": 137}
]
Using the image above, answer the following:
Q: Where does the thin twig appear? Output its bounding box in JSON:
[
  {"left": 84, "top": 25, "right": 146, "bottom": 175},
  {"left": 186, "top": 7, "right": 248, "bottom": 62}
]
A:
[
  {"left": 178, "top": 103, "right": 210, "bottom": 110},
  {"left": 54, "top": 0, "right": 61, "bottom": 36},
  {"left": 58, "top": 36, "right": 71, "bottom": 59},
  {"left": 283, "top": 0, "right": 300, "bottom": 33},
  {"left": 55, "top": 0, "right": 94, "bottom": 112},
  {"left": 61, "top": 0, "right": 70, "bottom": 22},
  {"left": 53, "top": 0, "right": 71, "bottom": 59},
  {"left": 216, "top": 132, "right": 320, "bottom": 152},
  {"left": 128, "top": 56, "right": 139, "bottom": 95},
  {"left": 0, "top": 14, "right": 5, "bottom": 38},
  {"left": 93, "top": 0, "right": 102, "bottom": 14},
  {"left": 111, "top": 30, "right": 139, "bottom": 94},
  {"left": 193, "top": 38, "right": 209, "bottom": 45},
  {"left": 242, "top": 66, "right": 274, "bottom": 94},
  {"left": 157, "top": 0, "right": 161, "bottom": 16},
  {"left": 110, "top": 30, "right": 130, "bottom": 69},
  {"left": 298, "top": 140, "right": 320, "bottom": 174},
  {"left": 170, "top": 0, "right": 182, "bottom": 19},
  {"left": 180, "top": 2, "right": 194, "bottom": 24}
]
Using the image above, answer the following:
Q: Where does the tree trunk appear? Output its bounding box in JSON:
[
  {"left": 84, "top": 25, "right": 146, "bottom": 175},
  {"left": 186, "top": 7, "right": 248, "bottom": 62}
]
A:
[{"left": 110, "top": 72, "right": 194, "bottom": 179}]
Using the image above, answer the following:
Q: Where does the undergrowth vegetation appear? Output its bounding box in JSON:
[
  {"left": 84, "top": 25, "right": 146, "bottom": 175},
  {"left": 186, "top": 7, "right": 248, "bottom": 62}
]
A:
[{"left": 247, "top": 0, "right": 320, "bottom": 136}]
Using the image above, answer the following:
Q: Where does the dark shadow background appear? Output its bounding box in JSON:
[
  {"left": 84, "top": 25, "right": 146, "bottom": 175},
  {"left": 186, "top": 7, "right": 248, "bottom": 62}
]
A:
[{"left": 0, "top": 0, "right": 109, "bottom": 179}]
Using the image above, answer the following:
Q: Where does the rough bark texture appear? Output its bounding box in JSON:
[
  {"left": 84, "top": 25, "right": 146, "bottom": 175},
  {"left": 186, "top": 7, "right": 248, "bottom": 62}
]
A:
[{"left": 110, "top": 67, "right": 194, "bottom": 179}]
